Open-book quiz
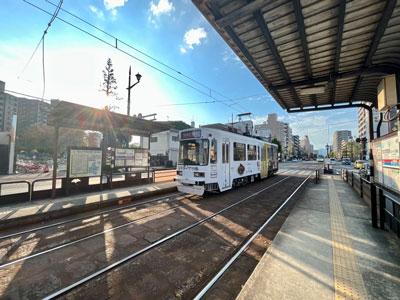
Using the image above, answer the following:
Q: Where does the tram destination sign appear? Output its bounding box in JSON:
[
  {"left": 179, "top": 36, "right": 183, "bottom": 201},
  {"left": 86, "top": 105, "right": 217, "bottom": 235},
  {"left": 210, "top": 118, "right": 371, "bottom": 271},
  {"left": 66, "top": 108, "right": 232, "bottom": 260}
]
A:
[{"left": 181, "top": 130, "right": 201, "bottom": 139}]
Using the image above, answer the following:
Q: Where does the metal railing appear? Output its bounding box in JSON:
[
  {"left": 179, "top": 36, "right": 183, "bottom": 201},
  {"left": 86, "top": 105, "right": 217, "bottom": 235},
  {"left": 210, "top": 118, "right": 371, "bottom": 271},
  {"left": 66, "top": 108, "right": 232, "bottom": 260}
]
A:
[
  {"left": 341, "top": 169, "right": 399, "bottom": 238},
  {"left": 0, "top": 168, "right": 177, "bottom": 205}
]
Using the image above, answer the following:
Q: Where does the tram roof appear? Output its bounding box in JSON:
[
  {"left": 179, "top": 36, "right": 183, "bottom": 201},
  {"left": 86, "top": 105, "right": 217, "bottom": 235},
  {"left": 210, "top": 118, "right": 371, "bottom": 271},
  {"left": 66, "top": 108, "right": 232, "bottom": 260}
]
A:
[
  {"left": 193, "top": 0, "right": 400, "bottom": 112},
  {"left": 48, "top": 101, "right": 173, "bottom": 136}
]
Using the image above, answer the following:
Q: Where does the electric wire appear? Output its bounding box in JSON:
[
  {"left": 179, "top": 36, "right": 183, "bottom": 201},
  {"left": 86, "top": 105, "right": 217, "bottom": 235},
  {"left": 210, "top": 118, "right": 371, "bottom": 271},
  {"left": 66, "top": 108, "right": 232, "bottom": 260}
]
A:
[
  {"left": 20, "top": 0, "right": 64, "bottom": 100},
  {"left": 23, "top": 0, "right": 244, "bottom": 113},
  {"left": 44, "top": 0, "right": 224, "bottom": 99}
]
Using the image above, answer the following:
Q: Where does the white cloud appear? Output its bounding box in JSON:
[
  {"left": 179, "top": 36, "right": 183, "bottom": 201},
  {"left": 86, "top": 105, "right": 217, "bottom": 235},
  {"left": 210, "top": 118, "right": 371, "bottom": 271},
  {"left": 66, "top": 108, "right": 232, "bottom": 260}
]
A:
[
  {"left": 89, "top": 6, "right": 105, "bottom": 21},
  {"left": 184, "top": 27, "right": 207, "bottom": 50},
  {"left": 103, "top": 0, "right": 127, "bottom": 17},
  {"left": 104, "top": 0, "right": 127, "bottom": 10},
  {"left": 150, "top": 0, "right": 175, "bottom": 16},
  {"left": 180, "top": 46, "right": 187, "bottom": 54}
]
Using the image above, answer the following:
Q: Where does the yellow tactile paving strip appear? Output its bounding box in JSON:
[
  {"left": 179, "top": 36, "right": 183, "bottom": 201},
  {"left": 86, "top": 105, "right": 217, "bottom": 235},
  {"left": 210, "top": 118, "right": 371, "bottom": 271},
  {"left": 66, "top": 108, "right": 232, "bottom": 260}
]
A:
[{"left": 329, "top": 177, "right": 368, "bottom": 300}]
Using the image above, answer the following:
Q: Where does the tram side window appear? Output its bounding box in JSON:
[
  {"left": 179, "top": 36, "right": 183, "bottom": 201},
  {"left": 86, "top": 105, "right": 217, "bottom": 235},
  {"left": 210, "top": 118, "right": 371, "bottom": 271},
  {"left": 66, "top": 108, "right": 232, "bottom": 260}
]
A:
[
  {"left": 248, "top": 145, "right": 257, "bottom": 160},
  {"left": 222, "top": 144, "right": 226, "bottom": 163},
  {"left": 268, "top": 147, "right": 272, "bottom": 159},
  {"left": 234, "top": 142, "right": 246, "bottom": 161},
  {"left": 226, "top": 144, "right": 229, "bottom": 162},
  {"left": 210, "top": 139, "right": 217, "bottom": 164},
  {"left": 258, "top": 146, "right": 260, "bottom": 160},
  {"left": 272, "top": 147, "right": 277, "bottom": 159}
]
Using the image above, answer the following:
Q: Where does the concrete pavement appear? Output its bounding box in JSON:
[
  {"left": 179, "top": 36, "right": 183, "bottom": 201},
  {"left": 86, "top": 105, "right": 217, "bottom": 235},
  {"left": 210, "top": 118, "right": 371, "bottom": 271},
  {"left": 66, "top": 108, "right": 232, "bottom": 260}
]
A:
[{"left": 237, "top": 175, "right": 400, "bottom": 300}]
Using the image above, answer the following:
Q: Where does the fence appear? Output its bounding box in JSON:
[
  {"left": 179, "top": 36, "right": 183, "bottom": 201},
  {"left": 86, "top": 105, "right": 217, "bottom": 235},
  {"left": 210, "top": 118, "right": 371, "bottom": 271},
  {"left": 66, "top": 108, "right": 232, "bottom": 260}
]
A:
[
  {"left": 341, "top": 169, "right": 399, "bottom": 238},
  {"left": 0, "top": 168, "right": 177, "bottom": 205}
]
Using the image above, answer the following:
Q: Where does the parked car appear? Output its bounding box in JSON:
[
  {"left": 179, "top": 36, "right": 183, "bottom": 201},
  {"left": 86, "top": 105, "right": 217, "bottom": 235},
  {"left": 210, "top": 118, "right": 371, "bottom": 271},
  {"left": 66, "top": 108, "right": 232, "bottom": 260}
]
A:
[
  {"left": 330, "top": 158, "right": 336, "bottom": 164},
  {"left": 342, "top": 158, "right": 351, "bottom": 165},
  {"left": 354, "top": 160, "right": 365, "bottom": 169}
]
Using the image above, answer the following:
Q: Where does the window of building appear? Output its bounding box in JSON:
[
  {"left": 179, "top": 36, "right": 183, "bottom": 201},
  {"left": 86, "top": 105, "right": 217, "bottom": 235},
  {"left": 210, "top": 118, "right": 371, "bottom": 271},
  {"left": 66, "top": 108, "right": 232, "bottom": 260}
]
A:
[
  {"left": 150, "top": 136, "right": 158, "bottom": 143},
  {"left": 171, "top": 135, "right": 179, "bottom": 142},
  {"left": 210, "top": 138, "right": 217, "bottom": 164},
  {"left": 234, "top": 142, "right": 245, "bottom": 161},
  {"left": 247, "top": 145, "right": 257, "bottom": 160}
]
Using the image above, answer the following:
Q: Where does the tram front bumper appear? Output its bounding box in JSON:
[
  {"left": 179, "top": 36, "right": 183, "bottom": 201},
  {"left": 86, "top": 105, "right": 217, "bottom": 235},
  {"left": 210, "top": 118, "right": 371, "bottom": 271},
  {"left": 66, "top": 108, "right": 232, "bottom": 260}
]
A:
[{"left": 177, "top": 184, "right": 205, "bottom": 196}]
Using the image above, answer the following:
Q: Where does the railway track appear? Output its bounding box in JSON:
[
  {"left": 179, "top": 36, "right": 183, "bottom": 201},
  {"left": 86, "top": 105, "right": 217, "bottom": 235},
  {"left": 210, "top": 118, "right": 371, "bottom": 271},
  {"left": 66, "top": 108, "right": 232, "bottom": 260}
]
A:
[
  {"left": 0, "top": 192, "right": 184, "bottom": 241},
  {"left": 0, "top": 193, "right": 193, "bottom": 267},
  {"left": 0, "top": 170, "right": 315, "bottom": 299}
]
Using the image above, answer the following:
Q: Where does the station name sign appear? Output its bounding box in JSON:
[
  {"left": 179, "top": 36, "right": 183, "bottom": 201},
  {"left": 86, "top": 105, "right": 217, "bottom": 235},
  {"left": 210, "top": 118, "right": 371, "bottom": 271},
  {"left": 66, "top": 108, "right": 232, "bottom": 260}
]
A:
[{"left": 181, "top": 130, "right": 201, "bottom": 139}]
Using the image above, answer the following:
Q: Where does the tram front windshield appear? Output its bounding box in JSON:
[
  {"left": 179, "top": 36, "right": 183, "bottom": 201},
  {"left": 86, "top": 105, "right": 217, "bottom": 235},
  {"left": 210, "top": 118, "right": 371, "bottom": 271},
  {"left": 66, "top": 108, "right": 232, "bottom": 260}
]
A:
[{"left": 178, "top": 139, "right": 209, "bottom": 166}]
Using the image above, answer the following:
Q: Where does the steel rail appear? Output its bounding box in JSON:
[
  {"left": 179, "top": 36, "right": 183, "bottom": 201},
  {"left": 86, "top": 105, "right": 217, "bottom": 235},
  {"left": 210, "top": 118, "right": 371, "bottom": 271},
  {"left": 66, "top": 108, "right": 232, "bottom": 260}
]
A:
[
  {"left": 0, "top": 199, "right": 190, "bottom": 269},
  {"left": 0, "top": 192, "right": 183, "bottom": 240},
  {"left": 43, "top": 176, "right": 291, "bottom": 299},
  {"left": 193, "top": 172, "right": 313, "bottom": 300}
]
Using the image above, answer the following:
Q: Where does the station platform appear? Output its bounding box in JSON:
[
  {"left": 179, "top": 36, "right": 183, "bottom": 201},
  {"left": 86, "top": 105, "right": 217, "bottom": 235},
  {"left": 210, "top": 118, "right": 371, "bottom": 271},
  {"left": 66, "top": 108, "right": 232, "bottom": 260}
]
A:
[
  {"left": 0, "top": 181, "right": 177, "bottom": 230},
  {"left": 237, "top": 174, "right": 400, "bottom": 300}
]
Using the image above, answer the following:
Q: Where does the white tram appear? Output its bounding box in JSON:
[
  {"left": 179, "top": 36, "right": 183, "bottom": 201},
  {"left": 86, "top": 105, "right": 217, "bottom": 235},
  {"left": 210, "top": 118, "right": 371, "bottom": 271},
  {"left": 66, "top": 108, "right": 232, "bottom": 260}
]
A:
[{"left": 176, "top": 127, "right": 278, "bottom": 195}]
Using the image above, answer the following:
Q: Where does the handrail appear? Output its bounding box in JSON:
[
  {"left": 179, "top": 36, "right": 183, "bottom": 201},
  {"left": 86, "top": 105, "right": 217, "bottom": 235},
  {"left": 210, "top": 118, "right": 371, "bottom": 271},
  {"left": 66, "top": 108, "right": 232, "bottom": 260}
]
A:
[{"left": 0, "top": 180, "right": 32, "bottom": 202}]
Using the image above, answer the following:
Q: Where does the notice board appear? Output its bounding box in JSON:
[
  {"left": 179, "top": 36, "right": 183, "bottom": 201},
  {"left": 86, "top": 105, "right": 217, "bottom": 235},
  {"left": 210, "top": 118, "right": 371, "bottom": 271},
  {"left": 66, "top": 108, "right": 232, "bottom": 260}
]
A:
[
  {"left": 114, "top": 148, "right": 149, "bottom": 167},
  {"left": 69, "top": 148, "right": 102, "bottom": 177},
  {"left": 372, "top": 132, "right": 400, "bottom": 193}
]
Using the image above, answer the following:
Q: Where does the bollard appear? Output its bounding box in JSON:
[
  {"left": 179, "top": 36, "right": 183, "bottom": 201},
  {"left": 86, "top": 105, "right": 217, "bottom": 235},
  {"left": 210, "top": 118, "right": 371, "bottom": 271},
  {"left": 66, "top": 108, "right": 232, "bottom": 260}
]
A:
[
  {"left": 360, "top": 177, "right": 363, "bottom": 198},
  {"left": 351, "top": 172, "right": 354, "bottom": 187}
]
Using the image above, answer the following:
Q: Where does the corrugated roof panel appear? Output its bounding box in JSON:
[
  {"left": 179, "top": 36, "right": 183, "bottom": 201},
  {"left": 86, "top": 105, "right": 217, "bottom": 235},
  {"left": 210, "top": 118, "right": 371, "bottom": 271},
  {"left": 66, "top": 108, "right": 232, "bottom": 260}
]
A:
[{"left": 192, "top": 0, "right": 400, "bottom": 110}]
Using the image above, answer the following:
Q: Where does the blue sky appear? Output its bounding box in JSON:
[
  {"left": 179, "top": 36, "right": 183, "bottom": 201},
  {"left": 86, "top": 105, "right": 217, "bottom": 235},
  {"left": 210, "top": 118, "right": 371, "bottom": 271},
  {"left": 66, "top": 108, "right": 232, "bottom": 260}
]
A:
[{"left": 0, "top": 0, "right": 359, "bottom": 149}]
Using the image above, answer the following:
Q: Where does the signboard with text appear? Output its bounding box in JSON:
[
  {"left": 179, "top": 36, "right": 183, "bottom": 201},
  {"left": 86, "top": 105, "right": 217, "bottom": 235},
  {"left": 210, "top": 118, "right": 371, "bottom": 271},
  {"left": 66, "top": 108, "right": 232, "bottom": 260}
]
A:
[
  {"left": 114, "top": 148, "right": 149, "bottom": 168},
  {"left": 372, "top": 133, "right": 400, "bottom": 194},
  {"left": 69, "top": 148, "right": 102, "bottom": 178}
]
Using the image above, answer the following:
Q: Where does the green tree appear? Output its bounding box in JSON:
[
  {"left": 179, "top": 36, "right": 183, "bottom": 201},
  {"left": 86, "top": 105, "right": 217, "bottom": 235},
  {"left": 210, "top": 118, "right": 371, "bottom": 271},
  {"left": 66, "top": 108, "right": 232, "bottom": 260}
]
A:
[
  {"left": 101, "top": 58, "right": 121, "bottom": 106},
  {"left": 271, "top": 138, "right": 282, "bottom": 153},
  {"left": 17, "top": 125, "right": 88, "bottom": 156}
]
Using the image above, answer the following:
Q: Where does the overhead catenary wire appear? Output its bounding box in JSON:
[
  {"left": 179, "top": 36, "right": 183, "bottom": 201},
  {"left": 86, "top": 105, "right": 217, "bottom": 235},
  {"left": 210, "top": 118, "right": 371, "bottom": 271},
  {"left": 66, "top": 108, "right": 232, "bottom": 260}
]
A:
[
  {"left": 20, "top": 0, "right": 64, "bottom": 100},
  {"left": 23, "top": 0, "right": 245, "bottom": 114}
]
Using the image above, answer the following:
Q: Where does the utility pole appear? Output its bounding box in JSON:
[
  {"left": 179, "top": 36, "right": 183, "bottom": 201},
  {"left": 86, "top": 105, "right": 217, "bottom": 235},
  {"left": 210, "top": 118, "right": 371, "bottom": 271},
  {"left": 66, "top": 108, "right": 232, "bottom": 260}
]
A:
[{"left": 127, "top": 66, "right": 142, "bottom": 116}]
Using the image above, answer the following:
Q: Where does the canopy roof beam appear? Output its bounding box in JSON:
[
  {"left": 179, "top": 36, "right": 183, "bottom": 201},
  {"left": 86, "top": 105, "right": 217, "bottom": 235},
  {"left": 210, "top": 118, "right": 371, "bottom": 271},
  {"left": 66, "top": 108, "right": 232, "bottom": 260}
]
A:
[
  {"left": 269, "top": 65, "right": 400, "bottom": 90},
  {"left": 352, "top": 0, "right": 396, "bottom": 103},
  {"left": 253, "top": 10, "right": 302, "bottom": 108},
  {"left": 288, "top": 102, "right": 373, "bottom": 113},
  {"left": 332, "top": 0, "right": 346, "bottom": 106}
]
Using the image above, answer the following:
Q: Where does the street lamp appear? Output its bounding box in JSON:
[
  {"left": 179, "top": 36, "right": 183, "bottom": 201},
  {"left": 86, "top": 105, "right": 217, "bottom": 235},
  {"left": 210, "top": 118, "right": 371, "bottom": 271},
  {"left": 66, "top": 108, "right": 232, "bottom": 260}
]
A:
[
  {"left": 127, "top": 66, "right": 142, "bottom": 116},
  {"left": 326, "top": 144, "right": 329, "bottom": 157}
]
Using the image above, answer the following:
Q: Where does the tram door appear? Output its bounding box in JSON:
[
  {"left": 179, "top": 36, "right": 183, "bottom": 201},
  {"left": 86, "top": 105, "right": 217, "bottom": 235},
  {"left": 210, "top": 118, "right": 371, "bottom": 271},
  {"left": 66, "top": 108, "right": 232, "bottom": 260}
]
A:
[{"left": 222, "top": 139, "right": 231, "bottom": 188}]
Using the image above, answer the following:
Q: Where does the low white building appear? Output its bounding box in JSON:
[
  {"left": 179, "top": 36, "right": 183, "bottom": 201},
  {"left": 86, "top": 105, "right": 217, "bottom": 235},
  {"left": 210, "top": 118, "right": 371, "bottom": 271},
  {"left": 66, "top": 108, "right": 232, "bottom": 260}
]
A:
[{"left": 141, "top": 129, "right": 180, "bottom": 166}]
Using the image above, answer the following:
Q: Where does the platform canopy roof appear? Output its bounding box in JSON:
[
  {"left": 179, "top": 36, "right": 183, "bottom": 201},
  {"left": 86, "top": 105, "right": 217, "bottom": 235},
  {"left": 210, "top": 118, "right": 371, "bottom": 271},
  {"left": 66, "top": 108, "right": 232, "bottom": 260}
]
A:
[
  {"left": 193, "top": 0, "right": 400, "bottom": 112},
  {"left": 48, "top": 101, "right": 172, "bottom": 136}
]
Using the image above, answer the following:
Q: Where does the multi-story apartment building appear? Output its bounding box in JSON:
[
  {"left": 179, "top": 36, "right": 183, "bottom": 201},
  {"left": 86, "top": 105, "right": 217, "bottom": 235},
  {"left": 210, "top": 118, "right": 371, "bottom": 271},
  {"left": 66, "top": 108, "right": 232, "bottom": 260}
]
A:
[
  {"left": 0, "top": 81, "right": 59, "bottom": 134},
  {"left": 17, "top": 98, "right": 58, "bottom": 132},
  {"left": 254, "top": 113, "right": 293, "bottom": 159},
  {"left": 300, "top": 135, "right": 311, "bottom": 155},
  {"left": 333, "top": 130, "right": 352, "bottom": 156},
  {"left": 292, "top": 135, "right": 300, "bottom": 157},
  {"left": 0, "top": 81, "right": 18, "bottom": 132}
]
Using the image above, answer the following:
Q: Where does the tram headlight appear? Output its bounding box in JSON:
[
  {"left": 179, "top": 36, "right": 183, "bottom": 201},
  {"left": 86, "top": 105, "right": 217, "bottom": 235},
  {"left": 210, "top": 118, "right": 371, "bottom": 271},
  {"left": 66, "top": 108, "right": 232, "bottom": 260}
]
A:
[{"left": 194, "top": 172, "right": 205, "bottom": 177}]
